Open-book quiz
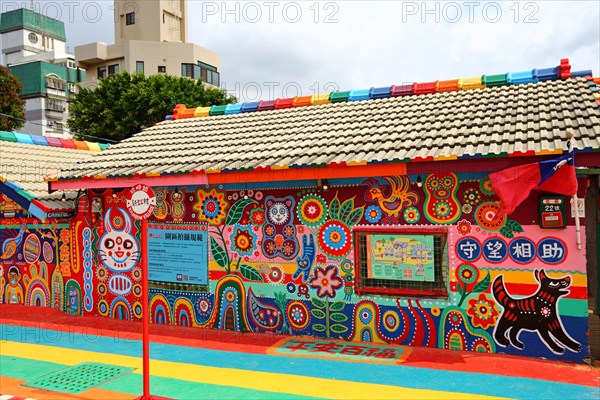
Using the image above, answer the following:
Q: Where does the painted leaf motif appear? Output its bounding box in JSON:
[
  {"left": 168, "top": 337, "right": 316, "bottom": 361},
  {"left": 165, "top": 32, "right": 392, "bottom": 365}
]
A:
[
  {"left": 274, "top": 292, "right": 287, "bottom": 303},
  {"left": 457, "top": 281, "right": 464, "bottom": 296},
  {"left": 311, "top": 297, "right": 326, "bottom": 309},
  {"left": 345, "top": 206, "right": 364, "bottom": 226},
  {"left": 339, "top": 198, "right": 354, "bottom": 223},
  {"left": 499, "top": 226, "right": 514, "bottom": 239},
  {"left": 313, "top": 324, "right": 326, "bottom": 332},
  {"left": 239, "top": 264, "right": 264, "bottom": 282},
  {"left": 329, "top": 301, "right": 345, "bottom": 311},
  {"left": 473, "top": 272, "right": 491, "bottom": 293},
  {"left": 330, "top": 324, "right": 348, "bottom": 333},
  {"left": 506, "top": 219, "right": 524, "bottom": 233},
  {"left": 330, "top": 313, "right": 348, "bottom": 322},
  {"left": 329, "top": 196, "right": 340, "bottom": 219},
  {"left": 210, "top": 236, "right": 228, "bottom": 269},
  {"left": 225, "top": 198, "right": 256, "bottom": 226},
  {"left": 311, "top": 309, "right": 326, "bottom": 319}
]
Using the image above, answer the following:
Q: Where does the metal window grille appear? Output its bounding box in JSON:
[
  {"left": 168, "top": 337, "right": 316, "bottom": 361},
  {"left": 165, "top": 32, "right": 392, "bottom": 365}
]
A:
[{"left": 126, "top": 12, "right": 135, "bottom": 25}]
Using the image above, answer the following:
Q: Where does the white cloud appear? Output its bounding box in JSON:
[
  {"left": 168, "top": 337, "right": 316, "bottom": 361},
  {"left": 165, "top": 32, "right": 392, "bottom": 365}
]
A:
[{"left": 3, "top": 0, "right": 597, "bottom": 101}]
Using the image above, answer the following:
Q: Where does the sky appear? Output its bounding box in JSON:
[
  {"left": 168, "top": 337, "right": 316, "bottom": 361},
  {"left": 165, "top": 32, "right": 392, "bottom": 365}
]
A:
[{"left": 1, "top": 0, "right": 599, "bottom": 101}]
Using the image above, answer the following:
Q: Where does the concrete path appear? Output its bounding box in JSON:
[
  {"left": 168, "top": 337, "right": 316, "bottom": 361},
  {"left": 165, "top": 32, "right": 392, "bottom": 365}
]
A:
[{"left": 0, "top": 305, "right": 598, "bottom": 399}]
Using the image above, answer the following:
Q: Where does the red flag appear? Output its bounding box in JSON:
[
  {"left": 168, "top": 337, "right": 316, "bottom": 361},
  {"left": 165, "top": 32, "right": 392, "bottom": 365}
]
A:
[{"left": 489, "top": 151, "right": 577, "bottom": 215}]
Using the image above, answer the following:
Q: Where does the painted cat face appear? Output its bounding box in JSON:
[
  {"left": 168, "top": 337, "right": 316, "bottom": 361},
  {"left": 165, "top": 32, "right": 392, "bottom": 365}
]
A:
[
  {"left": 99, "top": 207, "right": 140, "bottom": 272},
  {"left": 268, "top": 202, "right": 290, "bottom": 225}
]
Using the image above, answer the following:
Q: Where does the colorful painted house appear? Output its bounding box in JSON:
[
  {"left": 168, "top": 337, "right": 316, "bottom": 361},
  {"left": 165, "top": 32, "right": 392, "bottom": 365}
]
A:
[
  {"left": 8, "top": 59, "right": 600, "bottom": 363},
  {"left": 0, "top": 132, "right": 107, "bottom": 310}
]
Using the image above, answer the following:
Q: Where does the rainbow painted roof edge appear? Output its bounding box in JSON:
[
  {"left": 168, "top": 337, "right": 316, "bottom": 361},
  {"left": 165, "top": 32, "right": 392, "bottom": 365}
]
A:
[
  {"left": 167, "top": 58, "right": 598, "bottom": 121},
  {"left": 0, "top": 131, "right": 110, "bottom": 151}
]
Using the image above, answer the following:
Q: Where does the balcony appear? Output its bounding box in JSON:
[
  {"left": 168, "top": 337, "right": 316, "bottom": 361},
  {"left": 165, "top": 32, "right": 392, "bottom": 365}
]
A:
[{"left": 75, "top": 42, "right": 108, "bottom": 64}]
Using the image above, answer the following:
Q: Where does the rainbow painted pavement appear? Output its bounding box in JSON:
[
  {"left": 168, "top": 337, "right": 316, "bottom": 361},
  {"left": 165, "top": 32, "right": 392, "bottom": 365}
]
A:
[{"left": 0, "top": 306, "right": 598, "bottom": 400}]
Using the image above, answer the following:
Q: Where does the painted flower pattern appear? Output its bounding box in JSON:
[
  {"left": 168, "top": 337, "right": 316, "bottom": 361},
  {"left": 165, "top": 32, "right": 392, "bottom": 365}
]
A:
[
  {"left": 475, "top": 202, "right": 506, "bottom": 232},
  {"left": 194, "top": 188, "right": 228, "bottom": 225},
  {"left": 467, "top": 293, "right": 499, "bottom": 329},
  {"left": 457, "top": 264, "right": 479, "bottom": 285},
  {"left": 318, "top": 220, "right": 352, "bottom": 258},
  {"left": 249, "top": 208, "right": 266, "bottom": 226},
  {"left": 403, "top": 206, "right": 420, "bottom": 224},
  {"left": 435, "top": 201, "right": 451, "bottom": 217},
  {"left": 456, "top": 219, "right": 472, "bottom": 236},
  {"left": 264, "top": 225, "right": 275, "bottom": 236},
  {"left": 309, "top": 265, "right": 343, "bottom": 298},
  {"left": 365, "top": 205, "right": 383, "bottom": 223},
  {"left": 541, "top": 307, "right": 551, "bottom": 317},
  {"left": 230, "top": 225, "right": 257, "bottom": 256},
  {"left": 480, "top": 177, "right": 495, "bottom": 195},
  {"left": 196, "top": 294, "right": 213, "bottom": 318},
  {"left": 297, "top": 195, "right": 327, "bottom": 226},
  {"left": 463, "top": 188, "right": 482, "bottom": 206}
]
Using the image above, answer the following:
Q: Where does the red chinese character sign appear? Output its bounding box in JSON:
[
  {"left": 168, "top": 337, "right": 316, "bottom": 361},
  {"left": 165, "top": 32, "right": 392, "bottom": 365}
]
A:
[{"left": 127, "top": 184, "right": 156, "bottom": 220}]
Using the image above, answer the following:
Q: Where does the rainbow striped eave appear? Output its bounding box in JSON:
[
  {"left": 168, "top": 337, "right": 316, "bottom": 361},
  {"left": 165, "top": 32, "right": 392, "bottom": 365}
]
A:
[
  {"left": 0, "top": 177, "right": 72, "bottom": 220},
  {"left": 0, "top": 131, "right": 111, "bottom": 151},
  {"left": 0, "top": 131, "right": 109, "bottom": 220},
  {"left": 167, "top": 58, "right": 598, "bottom": 123}
]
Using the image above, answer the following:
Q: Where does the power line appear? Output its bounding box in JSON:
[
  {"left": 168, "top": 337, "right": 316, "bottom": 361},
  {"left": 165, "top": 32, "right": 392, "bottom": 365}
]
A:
[{"left": 0, "top": 112, "right": 120, "bottom": 144}]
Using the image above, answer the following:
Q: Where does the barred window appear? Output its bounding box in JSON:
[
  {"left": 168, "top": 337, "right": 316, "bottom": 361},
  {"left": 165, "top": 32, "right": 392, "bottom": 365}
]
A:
[
  {"left": 354, "top": 228, "right": 449, "bottom": 298},
  {"left": 126, "top": 12, "right": 136, "bottom": 25},
  {"left": 46, "top": 77, "right": 65, "bottom": 90},
  {"left": 46, "top": 98, "right": 66, "bottom": 112}
]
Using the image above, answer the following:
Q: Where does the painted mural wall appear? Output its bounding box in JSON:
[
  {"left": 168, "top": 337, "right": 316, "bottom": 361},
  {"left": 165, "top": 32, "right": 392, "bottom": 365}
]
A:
[
  {"left": 0, "top": 194, "right": 76, "bottom": 314},
  {"left": 0, "top": 173, "right": 590, "bottom": 362}
]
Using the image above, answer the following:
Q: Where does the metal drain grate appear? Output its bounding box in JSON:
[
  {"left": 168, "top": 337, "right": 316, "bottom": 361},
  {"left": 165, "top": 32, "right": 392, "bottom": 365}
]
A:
[{"left": 23, "top": 362, "right": 133, "bottom": 394}]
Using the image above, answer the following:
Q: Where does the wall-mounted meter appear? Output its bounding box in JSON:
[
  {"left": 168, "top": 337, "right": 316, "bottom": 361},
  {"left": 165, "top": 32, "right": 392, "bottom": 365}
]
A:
[{"left": 539, "top": 196, "right": 566, "bottom": 229}]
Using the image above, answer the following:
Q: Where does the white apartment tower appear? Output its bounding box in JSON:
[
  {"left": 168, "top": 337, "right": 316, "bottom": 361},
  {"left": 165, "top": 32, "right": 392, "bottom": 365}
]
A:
[
  {"left": 0, "top": 8, "right": 85, "bottom": 138},
  {"left": 76, "top": 0, "right": 220, "bottom": 86}
]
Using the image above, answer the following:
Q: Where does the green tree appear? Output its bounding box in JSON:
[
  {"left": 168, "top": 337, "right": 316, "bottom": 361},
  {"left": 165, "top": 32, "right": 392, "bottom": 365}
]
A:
[
  {"left": 68, "top": 72, "right": 236, "bottom": 142},
  {"left": 0, "top": 65, "right": 26, "bottom": 131}
]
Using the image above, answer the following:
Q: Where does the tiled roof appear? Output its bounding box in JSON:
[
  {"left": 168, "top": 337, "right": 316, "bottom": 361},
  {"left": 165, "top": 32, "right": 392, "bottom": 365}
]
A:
[
  {"left": 55, "top": 75, "right": 600, "bottom": 183},
  {"left": 0, "top": 133, "right": 105, "bottom": 218}
]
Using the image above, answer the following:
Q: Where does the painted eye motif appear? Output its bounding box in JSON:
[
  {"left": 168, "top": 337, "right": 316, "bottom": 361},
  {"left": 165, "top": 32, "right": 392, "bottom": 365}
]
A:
[
  {"left": 104, "top": 239, "right": 115, "bottom": 249},
  {"left": 443, "top": 178, "right": 453, "bottom": 187},
  {"left": 548, "top": 281, "right": 559, "bottom": 288},
  {"left": 123, "top": 240, "right": 133, "bottom": 250}
]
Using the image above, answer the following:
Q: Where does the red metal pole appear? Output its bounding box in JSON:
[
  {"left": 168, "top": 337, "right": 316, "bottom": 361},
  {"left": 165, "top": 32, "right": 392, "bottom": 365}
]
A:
[{"left": 142, "top": 217, "right": 150, "bottom": 399}]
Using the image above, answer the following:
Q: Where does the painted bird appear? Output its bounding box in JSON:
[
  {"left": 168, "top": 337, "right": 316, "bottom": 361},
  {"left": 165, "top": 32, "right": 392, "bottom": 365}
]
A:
[
  {"left": 1, "top": 224, "right": 27, "bottom": 260},
  {"left": 363, "top": 176, "right": 419, "bottom": 223}
]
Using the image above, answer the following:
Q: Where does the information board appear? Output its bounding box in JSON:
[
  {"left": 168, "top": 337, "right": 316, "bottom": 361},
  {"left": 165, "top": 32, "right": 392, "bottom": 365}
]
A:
[
  {"left": 147, "top": 224, "right": 208, "bottom": 284},
  {"left": 366, "top": 234, "right": 435, "bottom": 281}
]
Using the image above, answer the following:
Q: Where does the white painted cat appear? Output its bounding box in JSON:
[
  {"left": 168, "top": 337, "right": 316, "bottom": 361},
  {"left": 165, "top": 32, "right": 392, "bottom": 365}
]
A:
[{"left": 98, "top": 207, "right": 140, "bottom": 272}]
